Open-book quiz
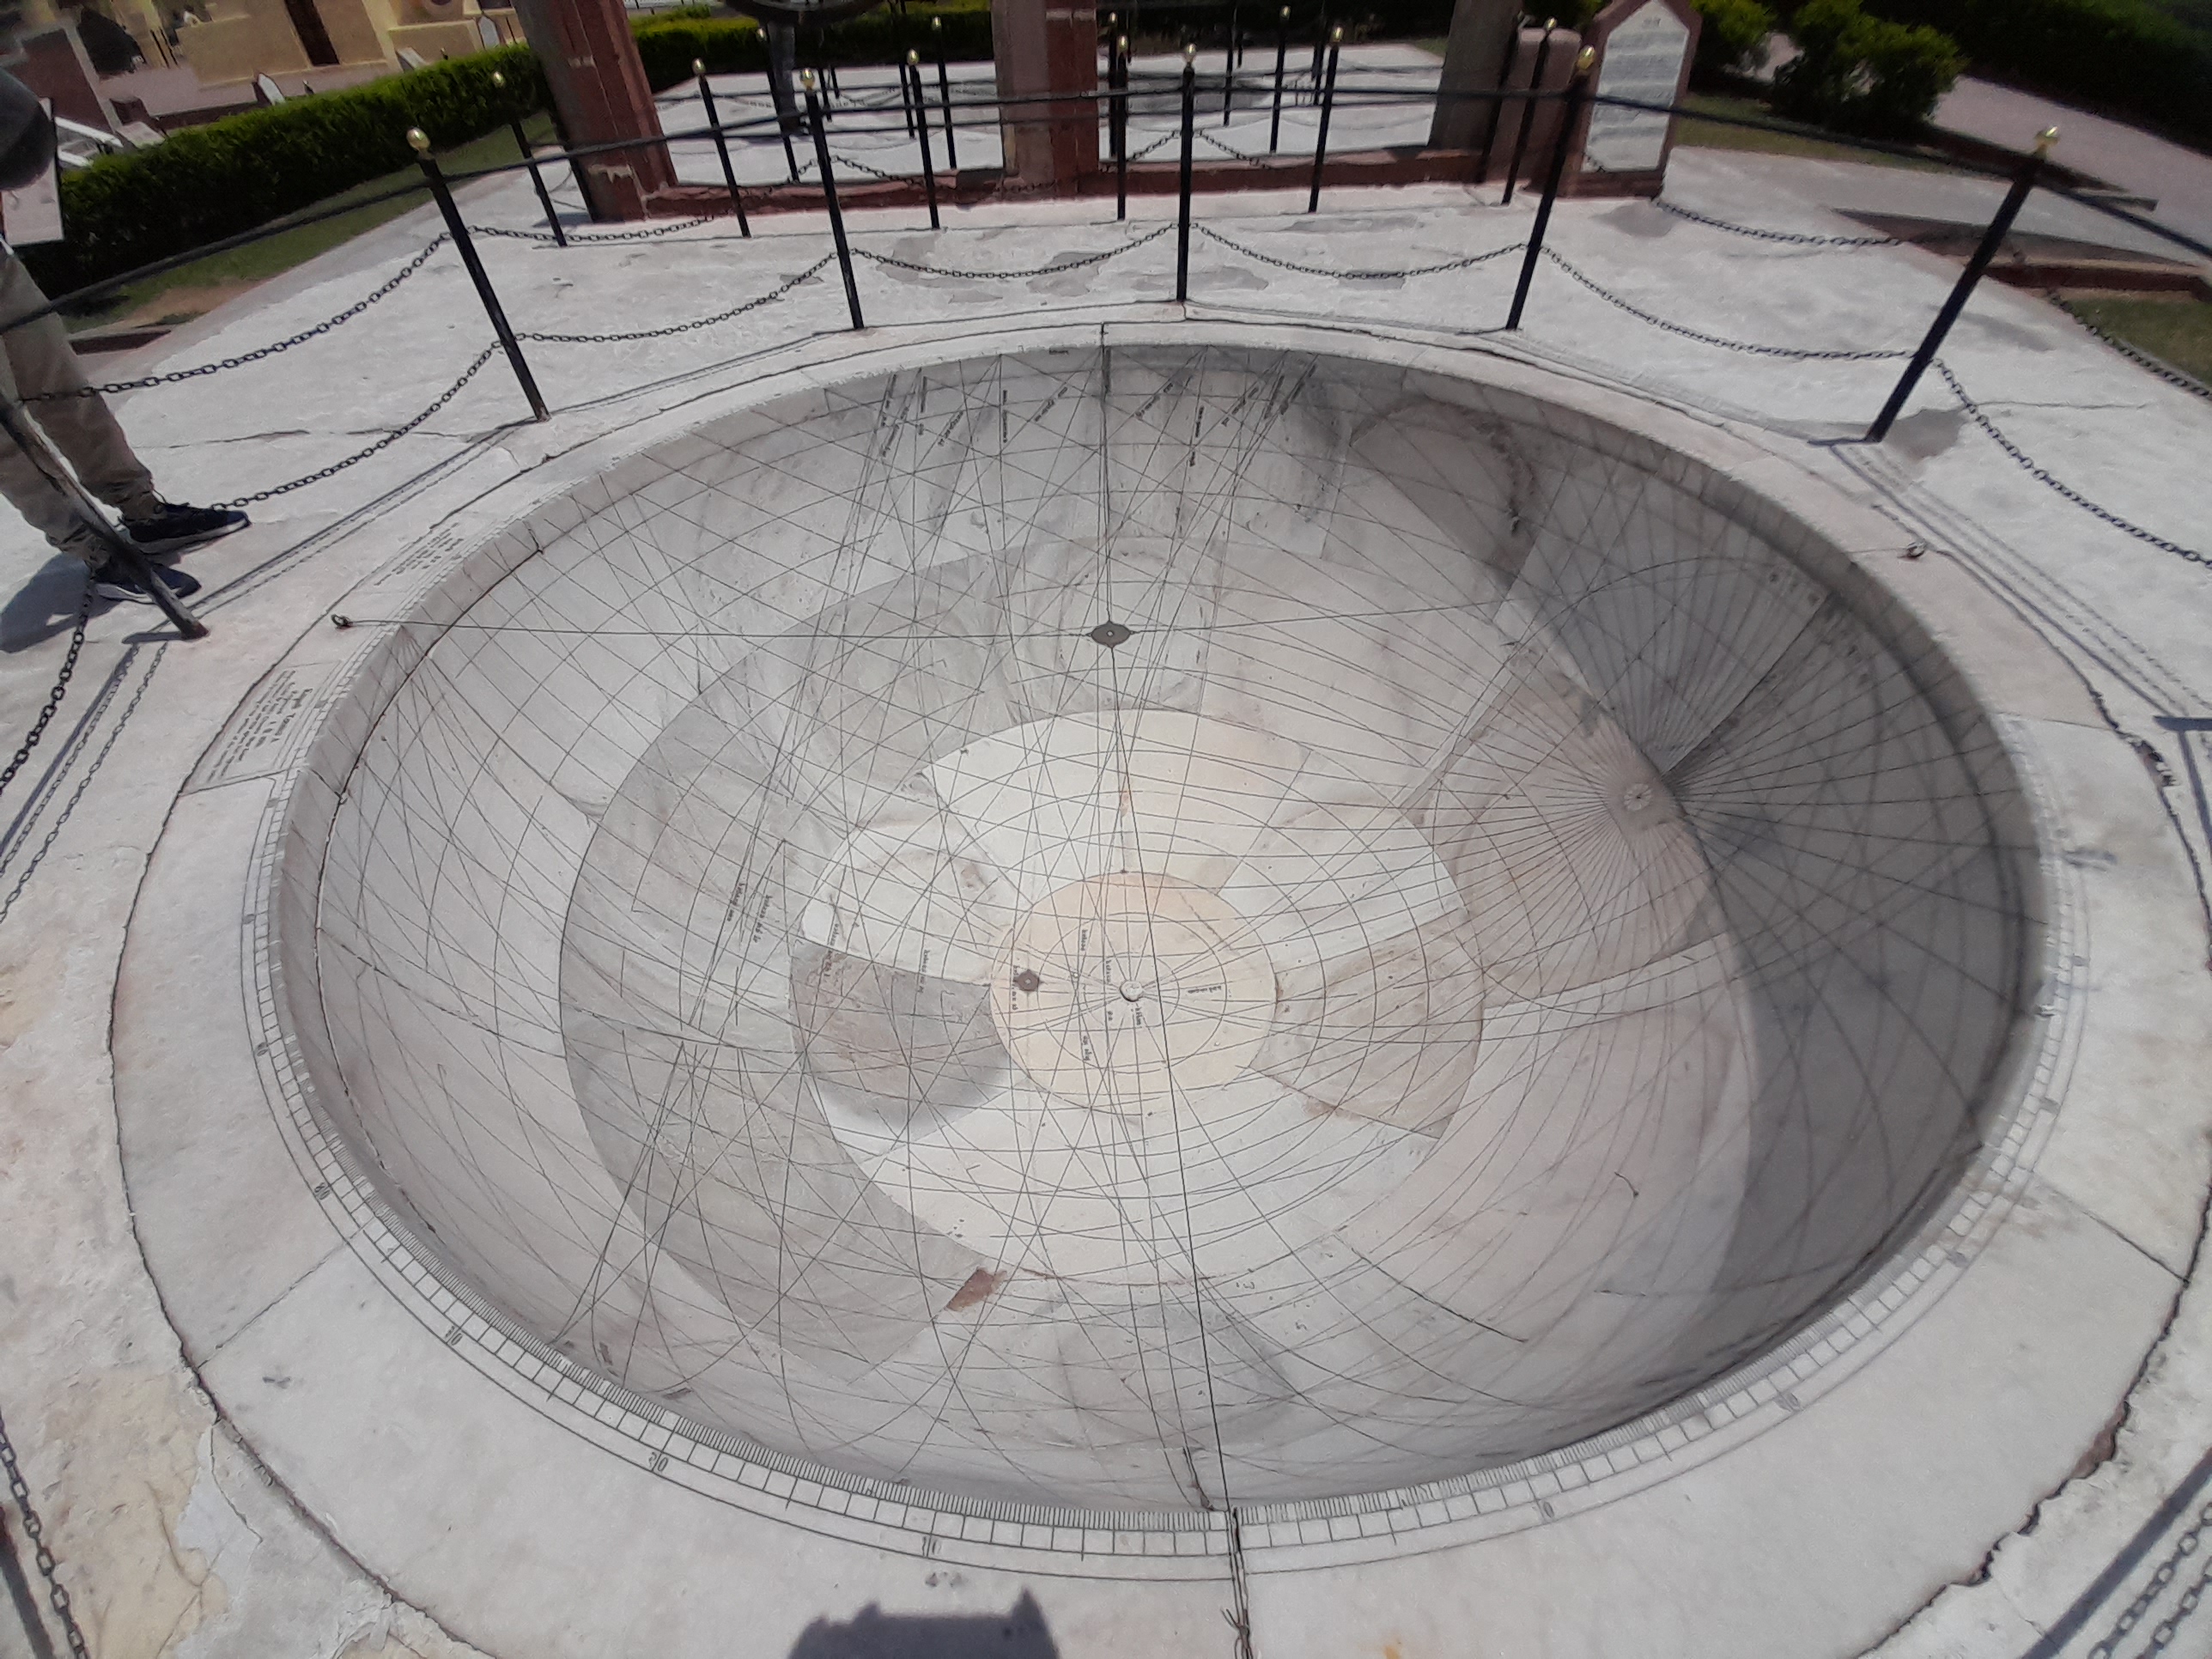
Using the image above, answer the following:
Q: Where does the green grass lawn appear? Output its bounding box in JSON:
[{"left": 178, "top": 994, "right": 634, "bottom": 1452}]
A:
[
  {"left": 64, "top": 112, "right": 560, "bottom": 334},
  {"left": 1672, "top": 92, "right": 1948, "bottom": 170},
  {"left": 2065, "top": 294, "right": 2212, "bottom": 383}
]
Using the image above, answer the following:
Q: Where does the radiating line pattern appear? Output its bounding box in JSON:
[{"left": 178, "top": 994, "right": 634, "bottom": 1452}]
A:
[{"left": 301, "top": 344, "right": 2032, "bottom": 1512}]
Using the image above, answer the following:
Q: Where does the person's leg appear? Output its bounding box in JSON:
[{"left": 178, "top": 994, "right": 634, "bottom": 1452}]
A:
[
  {"left": 0, "top": 270, "right": 107, "bottom": 563},
  {"left": 0, "top": 251, "right": 161, "bottom": 525}
]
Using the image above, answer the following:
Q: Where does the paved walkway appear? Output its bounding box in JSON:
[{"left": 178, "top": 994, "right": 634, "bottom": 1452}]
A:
[{"left": 1936, "top": 76, "right": 2212, "bottom": 255}]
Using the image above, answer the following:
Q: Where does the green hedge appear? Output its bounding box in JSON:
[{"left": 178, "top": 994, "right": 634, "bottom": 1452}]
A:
[
  {"left": 28, "top": 45, "right": 542, "bottom": 295},
  {"left": 1773, "top": 0, "right": 1961, "bottom": 133},
  {"left": 1691, "top": 0, "right": 1778, "bottom": 80},
  {"left": 1858, "top": 0, "right": 2212, "bottom": 148},
  {"left": 630, "top": 2, "right": 994, "bottom": 90}
]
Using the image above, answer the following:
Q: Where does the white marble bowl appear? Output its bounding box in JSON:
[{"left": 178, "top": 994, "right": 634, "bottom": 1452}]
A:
[{"left": 277, "top": 342, "right": 2038, "bottom": 1511}]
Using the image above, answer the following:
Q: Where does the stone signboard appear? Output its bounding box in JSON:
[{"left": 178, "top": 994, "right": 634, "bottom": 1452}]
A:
[{"left": 1567, "top": 0, "right": 1700, "bottom": 197}]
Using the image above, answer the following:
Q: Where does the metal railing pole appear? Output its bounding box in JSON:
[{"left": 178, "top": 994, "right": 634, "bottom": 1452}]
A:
[
  {"left": 1268, "top": 6, "right": 1287, "bottom": 150},
  {"left": 409, "top": 128, "right": 548, "bottom": 421},
  {"left": 1305, "top": 27, "right": 1340, "bottom": 214},
  {"left": 1869, "top": 128, "right": 2057, "bottom": 442},
  {"left": 1114, "top": 34, "right": 1130, "bottom": 221},
  {"left": 0, "top": 401, "right": 207, "bottom": 639},
  {"left": 1176, "top": 45, "right": 1197, "bottom": 301},
  {"left": 1310, "top": 7, "right": 1328, "bottom": 95},
  {"left": 802, "top": 73, "right": 866, "bottom": 330},
  {"left": 1223, "top": 24, "right": 1236, "bottom": 124},
  {"left": 1505, "top": 49, "right": 1590, "bottom": 331},
  {"left": 1501, "top": 18, "right": 1557, "bottom": 208},
  {"left": 908, "top": 50, "right": 941, "bottom": 229},
  {"left": 695, "top": 60, "right": 751, "bottom": 236},
  {"left": 933, "top": 16, "right": 959, "bottom": 170},
  {"left": 511, "top": 115, "right": 565, "bottom": 246},
  {"left": 490, "top": 72, "right": 562, "bottom": 247},
  {"left": 897, "top": 38, "right": 919, "bottom": 135}
]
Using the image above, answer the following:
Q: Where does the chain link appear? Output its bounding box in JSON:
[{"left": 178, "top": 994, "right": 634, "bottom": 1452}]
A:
[
  {"left": 1, "top": 1401, "right": 92, "bottom": 1659},
  {"left": 2089, "top": 1498, "right": 2212, "bottom": 1658},
  {"left": 30, "top": 236, "right": 453, "bottom": 404},
  {"left": 855, "top": 227, "right": 1168, "bottom": 280},
  {"left": 2053, "top": 297, "right": 2212, "bottom": 404},
  {"left": 0, "top": 580, "right": 90, "bottom": 811},
  {"left": 1655, "top": 198, "right": 1899, "bottom": 248},
  {"left": 470, "top": 215, "right": 716, "bottom": 245},
  {"left": 1937, "top": 362, "right": 2209, "bottom": 568},
  {"left": 1199, "top": 223, "right": 1523, "bottom": 280},
  {"left": 213, "top": 342, "right": 501, "bottom": 508},
  {"left": 517, "top": 258, "right": 831, "bottom": 343},
  {"left": 1541, "top": 249, "right": 1912, "bottom": 361}
]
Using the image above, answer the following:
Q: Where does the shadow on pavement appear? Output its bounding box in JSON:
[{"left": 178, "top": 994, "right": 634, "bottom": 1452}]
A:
[
  {"left": 2, "top": 556, "right": 92, "bottom": 653},
  {"left": 788, "top": 1590, "right": 1059, "bottom": 1658}
]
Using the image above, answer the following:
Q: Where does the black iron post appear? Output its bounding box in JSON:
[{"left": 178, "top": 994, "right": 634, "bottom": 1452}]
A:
[
  {"left": 491, "top": 72, "right": 563, "bottom": 247},
  {"left": 1231, "top": 2, "right": 1242, "bottom": 64},
  {"left": 1223, "top": 21, "right": 1236, "bottom": 124},
  {"left": 1869, "top": 128, "right": 2057, "bottom": 442},
  {"left": 1500, "top": 17, "right": 1555, "bottom": 207},
  {"left": 0, "top": 401, "right": 207, "bottom": 638},
  {"left": 695, "top": 60, "right": 751, "bottom": 236},
  {"left": 803, "top": 73, "right": 866, "bottom": 330},
  {"left": 897, "top": 37, "right": 919, "bottom": 135},
  {"left": 933, "top": 17, "right": 959, "bottom": 169},
  {"left": 908, "top": 50, "right": 941, "bottom": 228},
  {"left": 1505, "top": 48, "right": 1590, "bottom": 331},
  {"left": 1310, "top": 7, "right": 1328, "bottom": 94},
  {"left": 510, "top": 115, "right": 564, "bottom": 246},
  {"left": 1115, "top": 33, "right": 1131, "bottom": 221},
  {"left": 1305, "top": 26, "right": 1340, "bottom": 214},
  {"left": 1268, "top": 6, "right": 1287, "bottom": 151},
  {"left": 409, "top": 129, "right": 549, "bottom": 421},
  {"left": 1176, "top": 44, "right": 1197, "bottom": 301}
]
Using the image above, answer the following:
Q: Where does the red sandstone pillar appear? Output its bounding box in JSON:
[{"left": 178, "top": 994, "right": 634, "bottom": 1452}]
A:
[
  {"left": 993, "top": 0, "right": 1099, "bottom": 193},
  {"left": 511, "top": 0, "right": 676, "bottom": 221}
]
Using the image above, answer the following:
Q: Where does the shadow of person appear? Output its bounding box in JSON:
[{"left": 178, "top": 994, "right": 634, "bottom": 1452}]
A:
[
  {"left": 2, "top": 554, "right": 91, "bottom": 653},
  {"left": 787, "top": 1589, "right": 1060, "bottom": 1658}
]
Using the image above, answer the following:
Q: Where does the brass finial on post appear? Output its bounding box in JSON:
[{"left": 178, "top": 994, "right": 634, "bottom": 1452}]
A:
[
  {"left": 693, "top": 56, "right": 704, "bottom": 75},
  {"left": 490, "top": 69, "right": 504, "bottom": 88},
  {"left": 801, "top": 67, "right": 818, "bottom": 92},
  {"left": 2036, "top": 125, "right": 2059, "bottom": 154},
  {"left": 1576, "top": 44, "right": 1595, "bottom": 72},
  {"left": 1330, "top": 23, "right": 1343, "bottom": 41},
  {"left": 406, "top": 126, "right": 430, "bottom": 155}
]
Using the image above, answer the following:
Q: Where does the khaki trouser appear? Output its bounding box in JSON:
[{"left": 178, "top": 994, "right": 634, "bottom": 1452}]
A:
[{"left": 0, "top": 249, "right": 161, "bottom": 564}]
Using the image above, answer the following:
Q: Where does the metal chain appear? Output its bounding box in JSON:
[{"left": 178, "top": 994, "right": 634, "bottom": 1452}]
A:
[
  {"left": 28, "top": 236, "right": 453, "bottom": 404},
  {"left": 0, "top": 580, "right": 90, "bottom": 811},
  {"left": 2139, "top": 1554, "right": 2212, "bottom": 1657},
  {"left": 1541, "top": 249, "right": 1912, "bottom": 361},
  {"left": 2089, "top": 1498, "right": 2212, "bottom": 1658},
  {"left": 470, "top": 214, "right": 716, "bottom": 245},
  {"left": 0, "top": 1401, "right": 92, "bottom": 1659},
  {"left": 213, "top": 342, "right": 501, "bottom": 508},
  {"left": 2053, "top": 296, "right": 2212, "bottom": 404},
  {"left": 831, "top": 151, "right": 911, "bottom": 183},
  {"left": 854, "top": 226, "right": 1169, "bottom": 280},
  {"left": 1199, "top": 223, "right": 1523, "bottom": 280},
  {"left": 517, "top": 258, "right": 831, "bottom": 343},
  {"left": 1936, "top": 362, "right": 2209, "bottom": 568},
  {"left": 1655, "top": 198, "right": 1899, "bottom": 248}
]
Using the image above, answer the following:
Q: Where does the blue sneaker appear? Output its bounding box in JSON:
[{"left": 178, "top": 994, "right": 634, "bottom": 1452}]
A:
[{"left": 90, "top": 556, "right": 202, "bottom": 605}]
